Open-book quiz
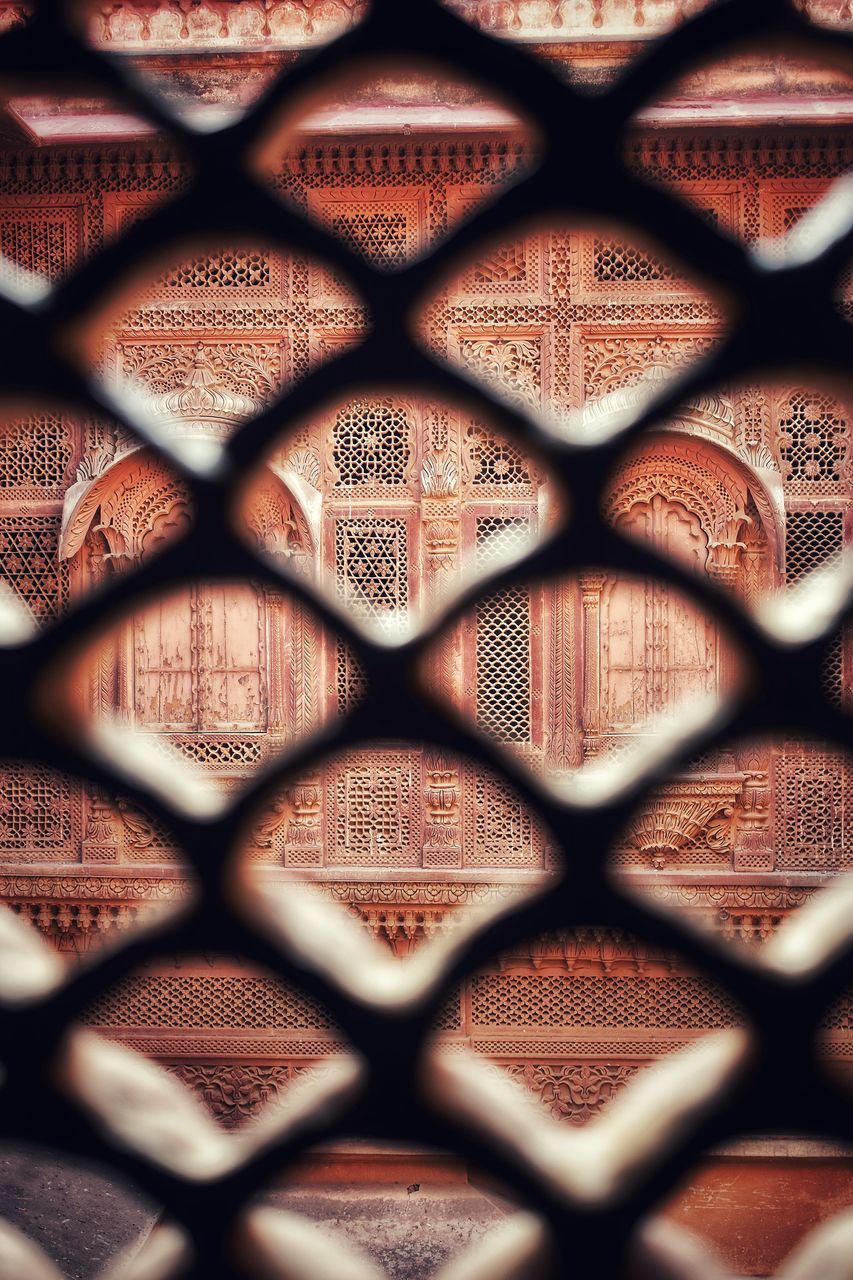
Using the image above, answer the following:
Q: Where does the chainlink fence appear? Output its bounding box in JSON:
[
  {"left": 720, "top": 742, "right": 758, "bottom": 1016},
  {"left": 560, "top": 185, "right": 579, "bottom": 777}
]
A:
[{"left": 0, "top": 0, "right": 851, "bottom": 1276}]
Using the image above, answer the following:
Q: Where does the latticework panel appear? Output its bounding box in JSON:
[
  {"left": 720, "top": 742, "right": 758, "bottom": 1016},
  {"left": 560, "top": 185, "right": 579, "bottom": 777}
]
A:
[
  {"left": 0, "top": 413, "right": 73, "bottom": 496},
  {"left": 777, "top": 389, "right": 849, "bottom": 490},
  {"left": 0, "top": 763, "right": 75, "bottom": 857},
  {"left": 593, "top": 239, "right": 670, "bottom": 283},
  {"left": 334, "top": 516, "right": 408, "bottom": 630},
  {"left": 0, "top": 515, "right": 67, "bottom": 620},
  {"left": 161, "top": 249, "right": 272, "bottom": 290},
  {"left": 773, "top": 744, "right": 851, "bottom": 870},
  {"left": 330, "top": 399, "right": 413, "bottom": 487}
]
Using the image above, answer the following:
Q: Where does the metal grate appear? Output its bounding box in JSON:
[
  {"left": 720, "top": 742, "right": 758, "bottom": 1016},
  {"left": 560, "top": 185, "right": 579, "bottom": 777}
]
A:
[{"left": 0, "top": 1, "right": 851, "bottom": 1277}]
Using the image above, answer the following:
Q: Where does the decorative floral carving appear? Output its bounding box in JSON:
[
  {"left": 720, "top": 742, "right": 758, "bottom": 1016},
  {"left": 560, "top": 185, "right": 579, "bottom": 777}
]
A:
[
  {"left": 169, "top": 1064, "right": 291, "bottom": 1129},
  {"left": 505, "top": 1062, "right": 638, "bottom": 1125}
]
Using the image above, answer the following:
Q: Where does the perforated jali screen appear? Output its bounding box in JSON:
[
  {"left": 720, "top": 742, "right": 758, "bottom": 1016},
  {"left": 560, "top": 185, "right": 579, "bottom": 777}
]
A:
[{"left": 0, "top": 2, "right": 851, "bottom": 1278}]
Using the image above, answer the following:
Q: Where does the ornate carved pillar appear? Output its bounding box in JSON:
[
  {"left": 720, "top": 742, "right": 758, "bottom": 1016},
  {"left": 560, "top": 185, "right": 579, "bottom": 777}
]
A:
[
  {"left": 732, "top": 768, "right": 774, "bottom": 871},
  {"left": 265, "top": 589, "right": 287, "bottom": 744},
  {"left": 545, "top": 580, "right": 583, "bottom": 773},
  {"left": 422, "top": 752, "right": 462, "bottom": 868},
  {"left": 706, "top": 512, "right": 751, "bottom": 589},
  {"left": 421, "top": 449, "right": 462, "bottom": 729},
  {"left": 81, "top": 787, "right": 120, "bottom": 862},
  {"left": 579, "top": 573, "right": 606, "bottom": 744},
  {"left": 284, "top": 772, "right": 323, "bottom": 867},
  {"left": 287, "top": 602, "right": 318, "bottom": 745}
]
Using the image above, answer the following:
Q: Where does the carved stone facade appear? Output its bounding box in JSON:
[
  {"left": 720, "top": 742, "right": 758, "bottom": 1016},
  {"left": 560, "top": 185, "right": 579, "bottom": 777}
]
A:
[{"left": 0, "top": 18, "right": 851, "bottom": 1146}]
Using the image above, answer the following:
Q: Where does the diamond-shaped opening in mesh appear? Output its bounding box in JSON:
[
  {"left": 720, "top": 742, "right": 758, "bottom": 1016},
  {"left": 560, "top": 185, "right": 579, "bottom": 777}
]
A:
[
  {"left": 605, "top": 377, "right": 852, "bottom": 638},
  {"left": 468, "top": 927, "right": 746, "bottom": 1085},
  {"left": 42, "top": 579, "right": 353, "bottom": 798},
  {"left": 72, "top": 0, "right": 369, "bottom": 75},
  {"left": 72, "top": 953, "right": 357, "bottom": 1145},
  {"left": 0, "top": 77, "right": 190, "bottom": 296},
  {"left": 235, "top": 389, "right": 564, "bottom": 641},
  {"left": 250, "top": 56, "right": 541, "bottom": 272},
  {"left": 418, "top": 215, "right": 727, "bottom": 439},
  {"left": 70, "top": 0, "right": 369, "bottom": 134},
  {"left": 422, "top": 565, "right": 742, "bottom": 795},
  {"left": 439, "top": 0, "right": 725, "bottom": 86},
  {"left": 236, "top": 742, "right": 556, "bottom": 1016},
  {"left": 636, "top": 1135, "right": 853, "bottom": 1278},
  {"left": 0, "top": 1140, "right": 159, "bottom": 1276},
  {"left": 611, "top": 733, "right": 853, "bottom": 957},
  {"left": 1, "top": 438, "right": 194, "bottom": 629},
  {"left": 244, "top": 1144, "right": 536, "bottom": 1280},
  {"left": 0, "top": 777, "right": 194, "bottom": 957},
  {"left": 624, "top": 44, "right": 853, "bottom": 241},
  {"left": 69, "top": 236, "right": 360, "bottom": 459}
]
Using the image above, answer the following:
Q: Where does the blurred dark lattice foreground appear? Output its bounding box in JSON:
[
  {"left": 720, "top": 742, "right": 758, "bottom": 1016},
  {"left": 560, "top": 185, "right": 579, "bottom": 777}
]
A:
[{"left": 0, "top": 1, "right": 851, "bottom": 1278}]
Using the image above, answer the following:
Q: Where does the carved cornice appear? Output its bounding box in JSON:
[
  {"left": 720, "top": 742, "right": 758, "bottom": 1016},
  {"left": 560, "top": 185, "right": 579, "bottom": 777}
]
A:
[{"left": 0, "top": 136, "right": 848, "bottom": 195}]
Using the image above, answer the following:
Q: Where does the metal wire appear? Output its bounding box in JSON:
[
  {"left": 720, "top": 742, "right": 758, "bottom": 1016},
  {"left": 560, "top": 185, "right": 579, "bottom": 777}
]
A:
[{"left": 0, "top": 0, "right": 851, "bottom": 1276}]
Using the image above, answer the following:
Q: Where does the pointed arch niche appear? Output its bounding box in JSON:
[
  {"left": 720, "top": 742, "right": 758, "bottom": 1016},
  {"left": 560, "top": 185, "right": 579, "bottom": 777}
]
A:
[
  {"left": 580, "top": 429, "right": 783, "bottom": 759},
  {"left": 59, "top": 445, "right": 323, "bottom": 777}
]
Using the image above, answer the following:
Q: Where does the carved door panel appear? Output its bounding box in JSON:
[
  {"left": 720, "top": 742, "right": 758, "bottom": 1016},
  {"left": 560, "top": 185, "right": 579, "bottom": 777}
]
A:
[
  {"left": 198, "top": 583, "right": 265, "bottom": 730},
  {"left": 133, "top": 589, "right": 195, "bottom": 730},
  {"left": 603, "top": 497, "right": 715, "bottom": 732},
  {"left": 132, "top": 585, "right": 266, "bottom": 732},
  {"left": 604, "top": 576, "right": 650, "bottom": 731}
]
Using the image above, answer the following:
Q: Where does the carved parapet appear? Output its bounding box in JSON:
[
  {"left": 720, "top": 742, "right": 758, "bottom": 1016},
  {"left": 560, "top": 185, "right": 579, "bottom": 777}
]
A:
[{"left": 626, "top": 777, "right": 744, "bottom": 870}]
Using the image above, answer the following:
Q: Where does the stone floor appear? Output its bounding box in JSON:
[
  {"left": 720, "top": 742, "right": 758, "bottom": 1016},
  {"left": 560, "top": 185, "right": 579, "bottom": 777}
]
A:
[
  {"left": 0, "top": 1146, "right": 156, "bottom": 1278},
  {"left": 0, "top": 1148, "right": 511, "bottom": 1279},
  {"left": 264, "top": 1183, "right": 509, "bottom": 1279}
]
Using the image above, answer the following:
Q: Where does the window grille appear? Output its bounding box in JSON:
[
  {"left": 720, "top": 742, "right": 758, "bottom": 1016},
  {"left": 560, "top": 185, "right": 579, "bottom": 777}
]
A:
[
  {"left": 778, "top": 389, "right": 848, "bottom": 488},
  {"left": 330, "top": 399, "right": 412, "bottom": 486},
  {"left": 161, "top": 249, "right": 271, "bottom": 289},
  {"left": 0, "top": 1, "right": 851, "bottom": 1278},
  {"left": 0, "top": 413, "right": 72, "bottom": 493},
  {"left": 0, "top": 515, "right": 67, "bottom": 620},
  {"left": 785, "top": 508, "right": 845, "bottom": 582}
]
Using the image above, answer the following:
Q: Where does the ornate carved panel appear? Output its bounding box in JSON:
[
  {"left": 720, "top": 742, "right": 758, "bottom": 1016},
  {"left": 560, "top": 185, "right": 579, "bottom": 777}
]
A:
[
  {"left": 326, "top": 749, "right": 421, "bottom": 866},
  {"left": 773, "top": 744, "right": 851, "bottom": 870},
  {"left": 0, "top": 765, "right": 79, "bottom": 862},
  {"left": 332, "top": 515, "right": 410, "bottom": 632},
  {"left": 0, "top": 196, "right": 85, "bottom": 284},
  {"left": 329, "top": 398, "right": 416, "bottom": 489},
  {"left": 0, "top": 413, "right": 74, "bottom": 498},
  {"left": 452, "top": 329, "right": 546, "bottom": 412},
  {"left": 775, "top": 388, "right": 849, "bottom": 495},
  {"left": 461, "top": 767, "right": 544, "bottom": 868},
  {"left": 0, "top": 515, "right": 67, "bottom": 621}
]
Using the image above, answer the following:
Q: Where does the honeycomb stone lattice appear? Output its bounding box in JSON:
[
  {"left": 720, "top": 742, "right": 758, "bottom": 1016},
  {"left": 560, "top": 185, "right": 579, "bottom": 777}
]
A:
[{"left": 0, "top": 0, "right": 851, "bottom": 1277}]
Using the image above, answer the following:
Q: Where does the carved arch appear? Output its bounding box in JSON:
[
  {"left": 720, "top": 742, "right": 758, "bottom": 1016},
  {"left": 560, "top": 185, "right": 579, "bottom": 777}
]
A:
[
  {"left": 60, "top": 444, "right": 318, "bottom": 570},
  {"left": 606, "top": 428, "right": 784, "bottom": 584}
]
